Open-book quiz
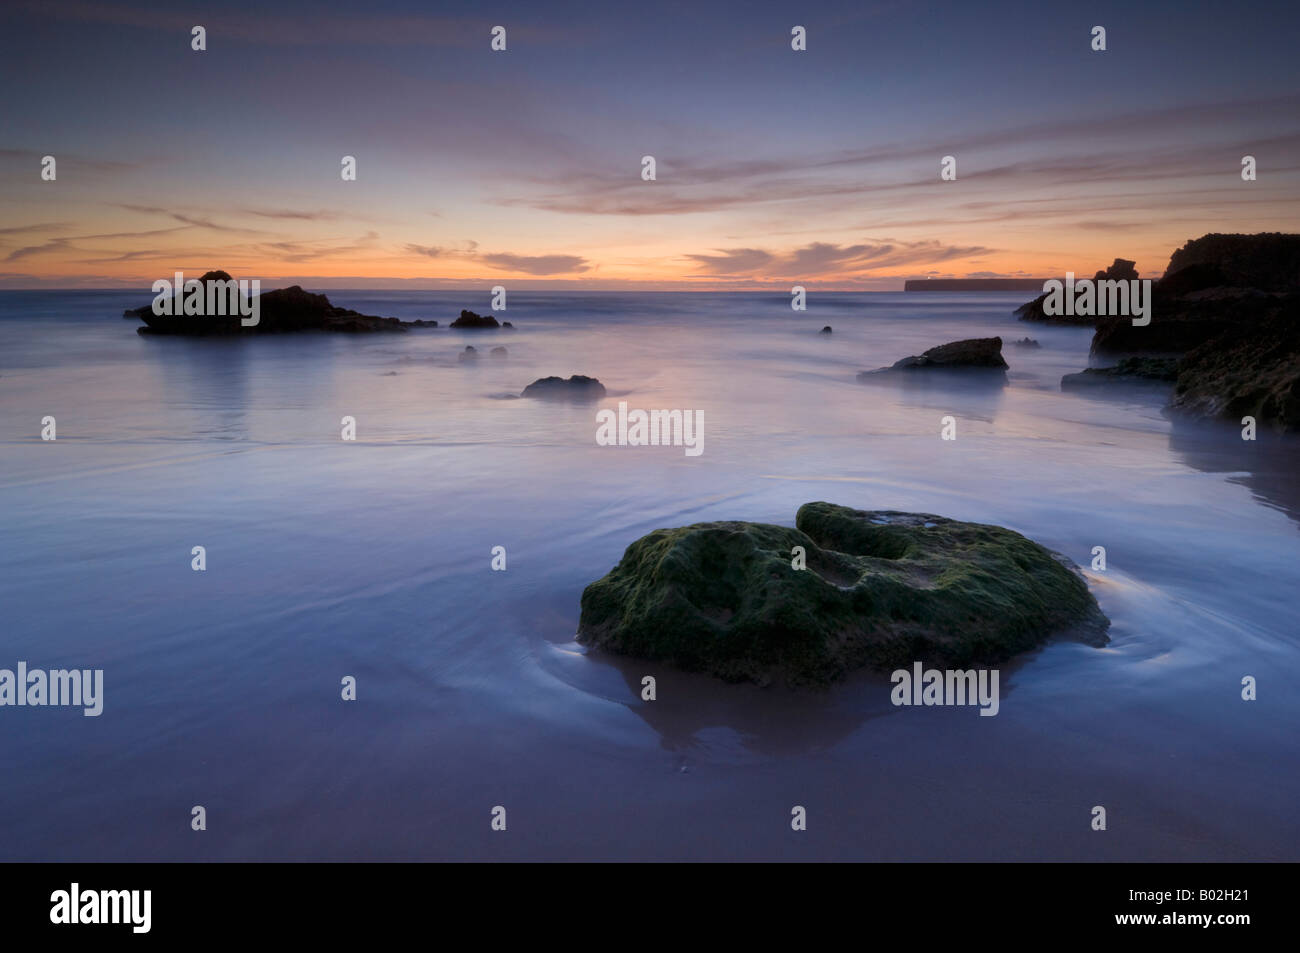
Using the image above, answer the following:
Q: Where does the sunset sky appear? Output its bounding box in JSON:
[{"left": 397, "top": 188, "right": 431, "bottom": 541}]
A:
[{"left": 2, "top": 0, "right": 1297, "bottom": 289}]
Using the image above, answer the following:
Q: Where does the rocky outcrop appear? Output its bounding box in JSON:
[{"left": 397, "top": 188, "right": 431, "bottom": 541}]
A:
[
  {"left": 820, "top": 326, "right": 833, "bottom": 334},
  {"left": 1061, "top": 357, "right": 1178, "bottom": 389},
  {"left": 858, "top": 337, "right": 1007, "bottom": 378},
  {"left": 1091, "top": 289, "right": 1289, "bottom": 355},
  {"left": 450, "top": 310, "right": 500, "bottom": 329},
  {"left": 520, "top": 375, "right": 606, "bottom": 400},
  {"left": 1062, "top": 233, "right": 1300, "bottom": 431},
  {"left": 1092, "top": 235, "right": 1299, "bottom": 355},
  {"left": 1013, "top": 337, "right": 1040, "bottom": 348},
  {"left": 127, "top": 272, "right": 421, "bottom": 335},
  {"left": 1171, "top": 310, "right": 1300, "bottom": 429},
  {"left": 1016, "top": 259, "right": 1138, "bottom": 326},
  {"left": 577, "top": 502, "right": 1109, "bottom": 688},
  {"left": 1163, "top": 233, "right": 1300, "bottom": 293}
]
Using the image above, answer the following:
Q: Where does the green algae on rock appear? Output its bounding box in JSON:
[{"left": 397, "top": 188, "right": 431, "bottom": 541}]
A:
[{"left": 577, "top": 502, "right": 1109, "bottom": 687}]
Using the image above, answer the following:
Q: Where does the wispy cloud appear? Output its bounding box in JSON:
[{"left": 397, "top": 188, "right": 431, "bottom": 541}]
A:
[
  {"left": 496, "top": 96, "right": 1300, "bottom": 218},
  {"left": 684, "top": 239, "right": 992, "bottom": 277},
  {"left": 479, "top": 252, "right": 588, "bottom": 275},
  {"left": 404, "top": 242, "right": 588, "bottom": 275},
  {"left": 243, "top": 209, "right": 341, "bottom": 221},
  {"left": 6, "top": 239, "right": 71, "bottom": 262},
  {"left": 0, "top": 222, "right": 70, "bottom": 236}
]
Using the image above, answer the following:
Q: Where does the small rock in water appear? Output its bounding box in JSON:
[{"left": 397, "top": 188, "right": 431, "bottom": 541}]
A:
[
  {"left": 450, "top": 309, "right": 500, "bottom": 329},
  {"left": 458, "top": 345, "right": 479, "bottom": 363},
  {"left": 520, "top": 375, "right": 606, "bottom": 400},
  {"left": 859, "top": 337, "right": 1008, "bottom": 377},
  {"left": 820, "top": 326, "right": 833, "bottom": 334}
]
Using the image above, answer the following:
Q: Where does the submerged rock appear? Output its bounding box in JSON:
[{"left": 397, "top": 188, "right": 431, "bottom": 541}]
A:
[
  {"left": 520, "top": 375, "right": 606, "bottom": 400},
  {"left": 859, "top": 337, "right": 1007, "bottom": 378},
  {"left": 821, "top": 326, "right": 833, "bottom": 334},
  {"left": 1061, "top": 357, "right": 1179, "bottom": 389},
  {"left": 1013, "top": 337, "right": 1040, "bottom": 348},
  {"left": 490, "top": 346, "right": 508, "bottom": 358},
  {"left": 450, "top": 309, "right": 500, "bottom": 329},
  {"left": 577, "top": 502, "right": 1109, "bottom": 687},
  {"left": 458, "top": 346, "right": 479, "bottom": 362}
]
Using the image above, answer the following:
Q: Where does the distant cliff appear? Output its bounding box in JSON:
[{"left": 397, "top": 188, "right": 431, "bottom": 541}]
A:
[{"left": 904, "top": 278, "right": 1052, "bottom": 291}]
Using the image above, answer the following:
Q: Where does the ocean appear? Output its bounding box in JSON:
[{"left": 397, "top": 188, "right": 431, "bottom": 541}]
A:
[{"left": 1, "top": 289, "right": 1297, "bottom": 860}]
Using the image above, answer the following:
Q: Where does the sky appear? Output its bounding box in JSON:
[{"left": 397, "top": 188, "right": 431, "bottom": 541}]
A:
[{"left": 1, "top": 0, "right": 1298, "bottom": 290}]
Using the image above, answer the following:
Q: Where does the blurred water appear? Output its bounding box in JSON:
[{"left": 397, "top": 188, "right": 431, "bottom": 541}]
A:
[{"left": 0, "top": 289, "right": 1297, "bottom": 860}]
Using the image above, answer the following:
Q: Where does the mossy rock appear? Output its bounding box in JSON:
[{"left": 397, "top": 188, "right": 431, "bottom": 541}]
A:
[{"left": 577, "top": 502, "right": 1109, "bottom": 687}]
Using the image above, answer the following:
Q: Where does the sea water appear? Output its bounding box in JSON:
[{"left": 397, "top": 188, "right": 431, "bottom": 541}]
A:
[{"left": 0, "top": 290, "right": 1296, "bottom": 860}]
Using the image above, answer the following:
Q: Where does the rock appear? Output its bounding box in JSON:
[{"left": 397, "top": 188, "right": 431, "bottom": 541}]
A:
[
  {"left": 859, "top": 337, "right": 1007, "bottom": 378},
  {"left": 1015, "top": 292, "right": 1095, "bottom": 326},
  {"left": 128, "top": 272, "right": 413, "bottom": 335},
  {"left": 1091, "top": 234, "right": 1300, "bottom": 356},
  {"left": 502, "top": 321, "right": 514, "bottom": 328},
  {"left": 1091, "top": 288, "right": 1289, "bottom": 355},
  {"left": 820, "top": 326, "right": 833, "bottom": 334},
  {"left": 1012, "top": 337, "right": 1040, "bottom": 348},
  {"left": 490, "top": 346, "right": 508, "bottom": 357},
  {"left": 577, "top": 502, "right": 1109, "bottom": 687},
  {"left": 520, "top": 375, "right": 606, "bottom": 400},
  {"left": 450, "top": 309, "right": 500, "bottom": 329},
  {"left": 1015, "top": 259, "right": 1139, "bottom": 326},
  {"left": 1095, "top": 258, "right": 1138, "bottom": 283},
  {"left": 458, "top": 346, "right": 479, "bottom": 362},
  {"left": 1171, "top": 309, "right": 1300, "bottom": 431},
  {"left": 410, "top": 319, "right": 438, "bottom": 328},
  {"left": 1163, "top": 233, "right": 1300, "bottom": 293},
  {"left": 1069, "top": 233, "right": 1300, "bottom": 431},
  {"left": 1061, "top": 357, "right": 1178, "bottom": 389}
]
